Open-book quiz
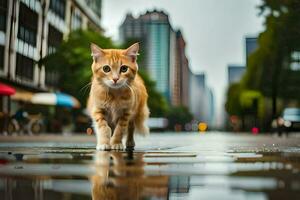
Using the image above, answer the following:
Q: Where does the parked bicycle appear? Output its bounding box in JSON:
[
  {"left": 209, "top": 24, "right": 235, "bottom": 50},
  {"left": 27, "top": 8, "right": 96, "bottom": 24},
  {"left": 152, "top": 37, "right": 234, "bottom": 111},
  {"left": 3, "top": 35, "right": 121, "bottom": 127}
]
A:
[{"left": 7, "top": 113, "right": 44, "bottom": 135}]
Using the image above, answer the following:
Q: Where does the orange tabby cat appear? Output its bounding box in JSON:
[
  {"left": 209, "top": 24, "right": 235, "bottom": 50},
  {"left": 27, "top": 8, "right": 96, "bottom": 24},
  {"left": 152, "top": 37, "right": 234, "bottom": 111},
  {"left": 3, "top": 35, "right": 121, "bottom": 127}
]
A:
[{"left": 88, "top": 43, "right": 149, "bottom": 150}]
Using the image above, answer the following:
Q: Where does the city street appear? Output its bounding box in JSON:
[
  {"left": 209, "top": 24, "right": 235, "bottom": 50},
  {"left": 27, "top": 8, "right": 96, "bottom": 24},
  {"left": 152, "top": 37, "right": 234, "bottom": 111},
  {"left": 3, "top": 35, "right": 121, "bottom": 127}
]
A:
[
  {"left": 1, "top": 0, "right": 300, "bottom": 200},
  {"left": 0, "top": 132, "right": 299, "bottom": 200}
]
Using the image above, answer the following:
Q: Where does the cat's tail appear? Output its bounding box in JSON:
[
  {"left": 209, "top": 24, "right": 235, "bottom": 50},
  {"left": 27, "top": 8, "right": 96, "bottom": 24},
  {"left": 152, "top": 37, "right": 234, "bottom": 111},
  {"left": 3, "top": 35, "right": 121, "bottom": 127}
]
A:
[
  {"left": 134, "top": 105, "right": 150, "bottom": 136},
  {"left": 135, "top": 123, "right": 149, "bottom": 135}
]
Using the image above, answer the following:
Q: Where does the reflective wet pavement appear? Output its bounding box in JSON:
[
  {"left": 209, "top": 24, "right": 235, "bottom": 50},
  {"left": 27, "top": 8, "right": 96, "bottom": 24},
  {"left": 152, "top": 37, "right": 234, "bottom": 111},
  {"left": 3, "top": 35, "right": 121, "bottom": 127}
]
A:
[{"left": 0, "top": 132, "right": 299, "bottom": 200}]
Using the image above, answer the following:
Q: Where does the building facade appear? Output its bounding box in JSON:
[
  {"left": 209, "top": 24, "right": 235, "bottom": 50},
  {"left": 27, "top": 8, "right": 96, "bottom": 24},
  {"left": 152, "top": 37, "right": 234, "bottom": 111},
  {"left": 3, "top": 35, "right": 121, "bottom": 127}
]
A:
[
  {"left": 189, "top": 73, "right": 214, "bottom": 127},
  {"left": 228, "top": 65, "right": 246, "bottom": 84},
  {"left": 189, "top": 73, "right": 205, "bottom": 121},
  {"left": 119, "top": 10, "right": 190, "bottom": 105},
  {"left": 0, "top": 0, "right": 102, "bottom": 97},
  {"left": 176, "top": 30, "right": 190, "bottom": 107},
  {"left": 245, "top": 37, "right": 258, "bottom": 64}
]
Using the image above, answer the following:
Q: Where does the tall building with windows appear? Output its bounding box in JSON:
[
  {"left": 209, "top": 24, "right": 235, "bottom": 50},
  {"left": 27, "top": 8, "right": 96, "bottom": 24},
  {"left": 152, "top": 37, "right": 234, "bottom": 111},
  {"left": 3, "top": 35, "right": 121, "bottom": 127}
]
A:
[
  {"left": 245, "top": 37, "right": 258, "bottom": 65},
  {"left": 0, "top": 0, "right": 102, "bottom": 107},
  {"left": 228, "top": 65, "right": 246, "bottom": 84},
  {"left": 120, "top": 10, "right": 171, "bottom": 101},
  {"left": 176, "top": 30, "right": 190, "bottom": 107},
  {"left": 119, "top": 10, "right": 191, "bottom": 105},
  {"left": 189, "top": 73, "right": 205, "bottom": 121},
  {"left": 189, "top": 73, "right": 214, "bottom": 126}
]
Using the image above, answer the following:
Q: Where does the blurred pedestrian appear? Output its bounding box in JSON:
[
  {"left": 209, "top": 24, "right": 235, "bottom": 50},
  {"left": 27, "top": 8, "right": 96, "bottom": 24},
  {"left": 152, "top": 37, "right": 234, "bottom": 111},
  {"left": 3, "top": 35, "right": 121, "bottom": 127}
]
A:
[{"left": 13, "top": 102, "right": 29, "bottom": 130}]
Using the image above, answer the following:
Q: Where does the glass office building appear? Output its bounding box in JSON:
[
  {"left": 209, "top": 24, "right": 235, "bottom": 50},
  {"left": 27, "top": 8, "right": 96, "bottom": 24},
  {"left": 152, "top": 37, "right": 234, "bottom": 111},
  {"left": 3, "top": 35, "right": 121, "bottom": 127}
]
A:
[
  {"left": 120, "top": 10, "right": 172, "bottom": 101},
  {"left": 147, "top": 21, "right": 170, "bottom": 100}
]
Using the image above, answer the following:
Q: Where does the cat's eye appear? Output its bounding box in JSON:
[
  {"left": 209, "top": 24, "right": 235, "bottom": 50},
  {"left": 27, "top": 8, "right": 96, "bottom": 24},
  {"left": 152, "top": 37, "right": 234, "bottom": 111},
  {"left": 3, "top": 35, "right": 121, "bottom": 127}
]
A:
[
  {"left": 120, "top": 65, "right": 128, "bottom": 73},
  {"left": 102, "top": 65, "right": 111, "bottom": 73}
]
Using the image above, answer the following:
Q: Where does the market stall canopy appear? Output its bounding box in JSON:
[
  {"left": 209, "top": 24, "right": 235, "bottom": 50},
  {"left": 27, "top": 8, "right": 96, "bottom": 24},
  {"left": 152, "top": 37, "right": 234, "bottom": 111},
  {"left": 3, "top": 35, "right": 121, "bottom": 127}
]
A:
[
  {"left": 11, "top": 88, "right": 34, "bottom": 102},
  {"left": 31, "top": 92, "right": 81, "bottom": 108},
  {"left": 0, "top": 83, "right": 16, "bottom": 96}
]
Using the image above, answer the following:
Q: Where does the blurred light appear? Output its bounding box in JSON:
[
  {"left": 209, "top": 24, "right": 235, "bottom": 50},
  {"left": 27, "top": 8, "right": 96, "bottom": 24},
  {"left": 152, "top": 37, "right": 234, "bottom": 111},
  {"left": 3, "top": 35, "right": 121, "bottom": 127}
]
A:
[
  {"left": 86, "top": 127, "right": 93, "bottom": 135},
  {"left": 174, "top": 124, "right": 182, "bottom": 132},
  {"left": 284, "top": 120, "right": 292, "bottom": 127},
  {"left": 230, "top": 115, "right": 238, "bottom": 123},
  {"left": 192, "top": 122, "right": 199, "bottom": 131},
  {"left": 277, "top": 117, "right": 285, "bottom": 126},
  {"left": 251, "top": 127, "right": 259, "bottom": 135},
  {"left": 185, "top": 123, "right": 192, "bottom": 131},
  {"left": 198, "top": 122, "right": 208, "bottom": 132}
]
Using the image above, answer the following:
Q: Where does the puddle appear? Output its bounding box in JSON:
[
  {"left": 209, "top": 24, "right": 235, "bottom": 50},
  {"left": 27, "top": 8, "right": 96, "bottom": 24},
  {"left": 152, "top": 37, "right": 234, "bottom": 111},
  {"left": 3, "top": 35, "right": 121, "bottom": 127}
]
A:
[
  {"left": 0, "top": 150, "right": 299, "bottom": 200},
  {"left": 0, "top": 137, "right": 299, "bottom": 200}
]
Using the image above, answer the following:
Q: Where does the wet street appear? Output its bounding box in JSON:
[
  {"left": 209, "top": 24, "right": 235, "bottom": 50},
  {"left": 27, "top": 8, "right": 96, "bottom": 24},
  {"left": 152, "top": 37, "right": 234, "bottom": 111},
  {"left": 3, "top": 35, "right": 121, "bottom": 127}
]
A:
[{"left": 0, "top": 132, "right": 299, "bottom": 200}]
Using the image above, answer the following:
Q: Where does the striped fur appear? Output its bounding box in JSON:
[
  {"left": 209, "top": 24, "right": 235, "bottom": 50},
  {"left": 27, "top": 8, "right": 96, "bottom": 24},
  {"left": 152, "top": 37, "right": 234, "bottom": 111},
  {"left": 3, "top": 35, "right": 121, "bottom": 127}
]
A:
[{"left": 87, "top": 43, "right": 149, "bottom": 150}]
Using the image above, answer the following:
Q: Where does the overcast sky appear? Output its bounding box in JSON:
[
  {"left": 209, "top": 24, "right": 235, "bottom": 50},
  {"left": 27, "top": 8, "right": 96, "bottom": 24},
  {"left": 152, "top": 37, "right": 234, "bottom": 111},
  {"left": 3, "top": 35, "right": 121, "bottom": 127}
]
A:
[{"left": 101, "top": 0, "right": 264, "bottom": 126}]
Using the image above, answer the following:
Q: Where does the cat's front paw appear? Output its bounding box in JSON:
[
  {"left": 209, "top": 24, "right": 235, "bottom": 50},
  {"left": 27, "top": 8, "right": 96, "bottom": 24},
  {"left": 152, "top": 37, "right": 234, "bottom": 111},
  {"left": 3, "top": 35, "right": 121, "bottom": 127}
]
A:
[
  {"left": 126, "top": 140, "right": 135, "bottom": 150},
  {"left": 96, "top": 144, "right": 111, "bottom": 151},
  {"left": 110, "top": 143, "right": 124, "bottom": 150}
]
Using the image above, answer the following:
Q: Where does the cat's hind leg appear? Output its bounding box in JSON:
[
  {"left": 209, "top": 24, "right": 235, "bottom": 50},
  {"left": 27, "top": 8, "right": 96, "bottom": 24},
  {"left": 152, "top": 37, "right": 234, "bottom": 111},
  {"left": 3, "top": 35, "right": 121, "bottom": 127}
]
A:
[{"left": 126, "top": 121, "right": 135, "bottom": 150}]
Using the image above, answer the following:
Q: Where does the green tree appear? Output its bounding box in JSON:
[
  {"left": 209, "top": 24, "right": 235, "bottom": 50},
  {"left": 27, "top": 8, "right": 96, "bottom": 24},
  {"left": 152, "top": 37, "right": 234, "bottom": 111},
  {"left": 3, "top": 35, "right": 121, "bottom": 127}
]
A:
[
  {"left": 243, "top": 0, "right": 300, "bottom": 119},
  {"left": 43, "top": 30, "right": 115, "bottom": 105},
  {"left": 166, "top": 105, "right": 193, "bottom": 130},
  {"left": 225, "top": 83, "right": 243, "bottom": 116},
  {"left": 138, "top": 70, "right": 169, "bottom": 117},
  {"left": 44, "top": 31, "right": 169, "bottom": 118},
  {"left": 225, "top": 0, "right": 300, "bottom": 131}
]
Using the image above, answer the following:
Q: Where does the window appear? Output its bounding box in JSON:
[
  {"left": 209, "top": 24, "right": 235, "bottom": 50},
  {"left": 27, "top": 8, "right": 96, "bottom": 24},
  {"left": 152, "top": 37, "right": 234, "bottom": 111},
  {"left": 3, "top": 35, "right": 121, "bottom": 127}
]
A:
[
  {"left": 0, "top": 0, "right": 7, "bottom": 31},
  {"left": 47, "top": 25, "right": 63, "bottom": 55},
  {"left": 16, "top": 53, "right": 34, "bottom": 80},
  {"left": 71, "top": 9, "right": 82, "bottom": 30},
  {"left": 50, "top": 0, "right": 66, "bottom": 20},
  {"left": 18, "top": 3, "right": 38, "bottom": 46},
  {"left": 46, "top": 25, "right": 62, "bottom": 86},
  {"left": 0, "top": 45, "right": 4, "bottom": 70},
  {"left": 291, "top": 51, "right": 300, "bottom": 71},
  {"left": 45, "top": 70, "right": 59, "bottom": 87},
  {"left": 85, "top": 0, "right": 101, "bottom": 18}
]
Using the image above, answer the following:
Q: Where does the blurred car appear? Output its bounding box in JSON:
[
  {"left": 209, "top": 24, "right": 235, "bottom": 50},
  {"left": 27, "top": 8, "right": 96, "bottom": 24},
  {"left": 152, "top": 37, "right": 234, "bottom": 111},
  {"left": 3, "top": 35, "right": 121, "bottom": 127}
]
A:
[{"left": 278, "top": 108, "right": 300, "bottom": 134}]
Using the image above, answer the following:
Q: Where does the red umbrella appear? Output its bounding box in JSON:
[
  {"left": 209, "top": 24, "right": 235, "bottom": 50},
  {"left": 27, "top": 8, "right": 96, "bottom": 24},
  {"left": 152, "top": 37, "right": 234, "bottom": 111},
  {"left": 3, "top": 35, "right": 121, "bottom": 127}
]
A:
[{"left": 0, "top": 83, "right": 16, "bottom": 96}]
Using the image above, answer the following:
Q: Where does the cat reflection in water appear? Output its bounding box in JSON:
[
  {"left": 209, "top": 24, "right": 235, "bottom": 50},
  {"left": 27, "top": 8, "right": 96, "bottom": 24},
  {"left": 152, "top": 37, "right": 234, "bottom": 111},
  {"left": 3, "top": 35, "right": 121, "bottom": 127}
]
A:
[{"left": 90, "top": 151, "right": 168, "bottom": 200}]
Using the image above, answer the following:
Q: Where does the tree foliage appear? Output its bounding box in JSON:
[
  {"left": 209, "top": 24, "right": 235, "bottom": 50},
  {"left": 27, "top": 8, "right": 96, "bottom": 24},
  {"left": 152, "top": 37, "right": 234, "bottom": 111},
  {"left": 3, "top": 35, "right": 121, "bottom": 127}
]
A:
[
  {"left": 243, "top": 0, "right": 300, "bottom": 104},
  {"left": 43, "top": 30, "right": 115, "bottom": 105},
  {"left": 138, "top": 70, "right": 169, "bottom": 117},
  {"left": 43, "top": 30, "right": 169, "bottom": 118},
  {"left": 225, "top": 83, "right": 243, "bottom": 116},
  {"left": 227, "top": 0, "right": 300, "bottom": 122},
  {"left": 166, "top": 105, "right": 193, "bottom": 129}
]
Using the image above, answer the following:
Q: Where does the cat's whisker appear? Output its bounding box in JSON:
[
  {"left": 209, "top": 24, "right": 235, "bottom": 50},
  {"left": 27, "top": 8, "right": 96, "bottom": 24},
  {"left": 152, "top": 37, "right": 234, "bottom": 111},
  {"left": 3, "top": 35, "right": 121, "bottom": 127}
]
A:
[
  {"left": 125, "top": 82, "right": 137, "bottom": 103},
  {"left": 79, "top": 82, "right": 92, "bottom": 95}
]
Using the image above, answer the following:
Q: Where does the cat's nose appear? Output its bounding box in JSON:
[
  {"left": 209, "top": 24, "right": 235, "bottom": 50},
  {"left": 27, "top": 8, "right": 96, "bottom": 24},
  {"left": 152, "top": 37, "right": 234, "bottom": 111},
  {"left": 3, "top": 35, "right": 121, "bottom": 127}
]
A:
[{"left": 113, "top": 78, "right": 119, "bottom": 83}]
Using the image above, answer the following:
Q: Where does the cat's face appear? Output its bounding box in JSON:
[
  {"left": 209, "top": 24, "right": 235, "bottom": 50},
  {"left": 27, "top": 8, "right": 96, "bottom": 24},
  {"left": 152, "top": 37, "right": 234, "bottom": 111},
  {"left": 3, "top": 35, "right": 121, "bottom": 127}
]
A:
[{"left": 90, "top": 43, "right": 139, "bottom": 89}]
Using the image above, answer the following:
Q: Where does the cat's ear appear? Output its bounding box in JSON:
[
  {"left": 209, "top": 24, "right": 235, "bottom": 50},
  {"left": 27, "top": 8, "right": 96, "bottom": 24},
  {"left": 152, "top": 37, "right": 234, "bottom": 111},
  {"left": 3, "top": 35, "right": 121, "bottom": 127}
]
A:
[
  {"left": 125, "top": 43, "right": 139, "bottom": 62},
  {"left": 90, "top": 43, "right": 104, "bottom": 62}
]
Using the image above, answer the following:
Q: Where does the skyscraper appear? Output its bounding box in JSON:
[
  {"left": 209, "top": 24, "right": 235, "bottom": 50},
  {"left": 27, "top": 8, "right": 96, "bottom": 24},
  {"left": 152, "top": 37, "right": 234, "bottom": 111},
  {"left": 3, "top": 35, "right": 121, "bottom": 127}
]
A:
[
  {"left": 176, "top": 31, "right": 190, "bottom": 107},
  {"left": 189, "top": 73, "right": 215, "bottom": 126},
  {"left": 245, "top": 37, "right": 258, "bottom": 64},
  {"left": 189, "top": 73, "right": 205, "bottom": 120},
  {"left": 120, "top": 10, "right": 186, "bottom": 103},
  {"left": 228, "top": 65, "right": 246, "bottom": 84}
]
